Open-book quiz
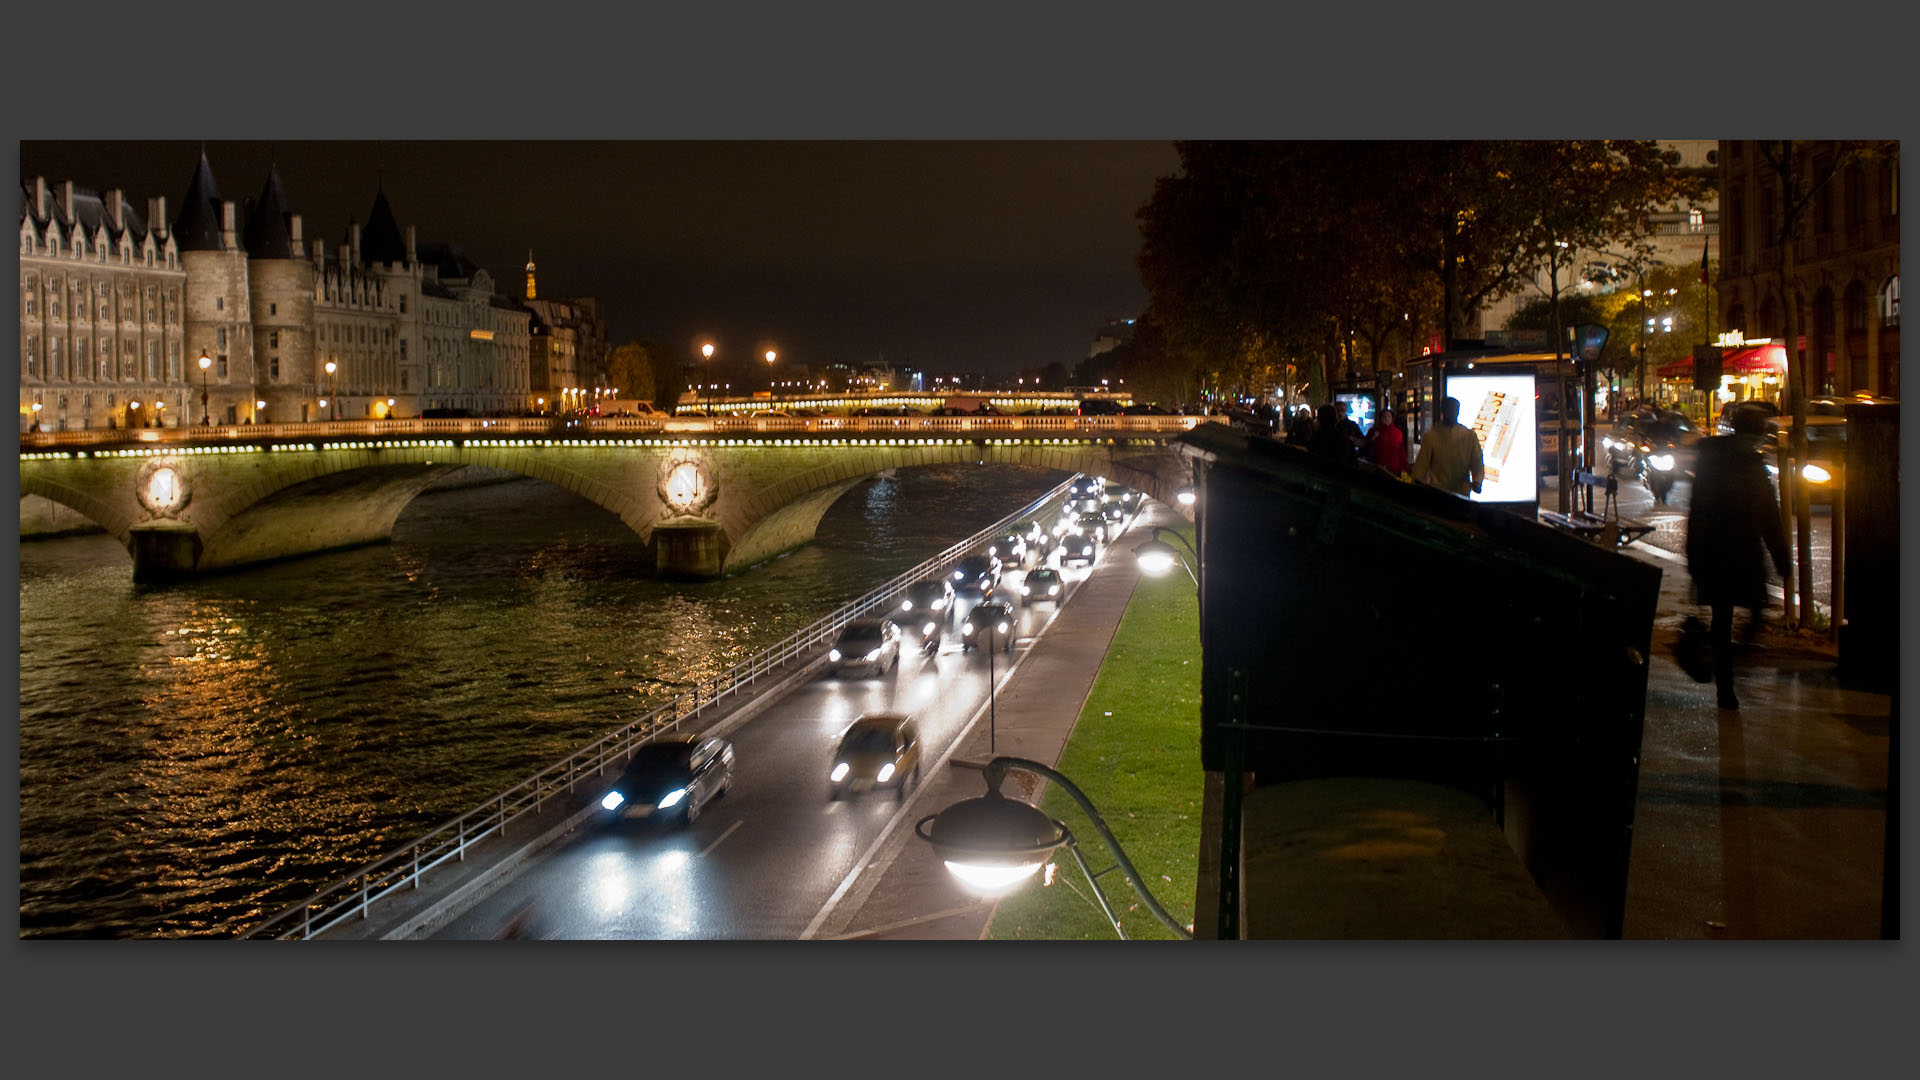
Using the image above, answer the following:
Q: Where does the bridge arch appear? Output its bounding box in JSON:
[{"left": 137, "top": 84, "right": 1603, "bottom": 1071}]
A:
[{"left": 20, "top": 433, "right": 1188, "bottom": 581}]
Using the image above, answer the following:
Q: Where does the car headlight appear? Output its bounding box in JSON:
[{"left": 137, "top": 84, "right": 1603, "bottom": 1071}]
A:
[
  {"left": 1048, "top": 585, "right": 1059, "bottom": 596},
  {"left": 830, "top": 762, "right": 850, "bottom": 782},
  {"left": 601, "top": 790, "right": 626, "bottom": 811},
  {"left": 962, "top": 621, "right": 976, "bottom": 635},
  {"left": 829, "top": 648, "right": 842, "bottom": 662},
  {"left": 865, "top": 648, "right": 882, "bottom": 662},
  {"left": 1022, "top": 585, "right": 1032, "bottom": 596},
  {"left": 1648, "top": 453, "right": 1675, "bottom": 472},
  {"left": 901, "top": 599, "right": 914, "bottom": 611},
  {"left": 1802, "top": 463, "right": 1832, "bottom": 484},
  {"left": 923, "top": 621, "right": 937, "bottom": 636},
  {"left": 997, "top": 621, "right": 1010, "bottom": 634},
  {"left": 1639, "top": 444, "right": 1652, "bottom": 453},
  {"left": 657, "top": 787, "right": 688, "bottom": 809},
  {"left": 877, "top": 763, "right": 896, "bottom": 783},
  {"left": 953, "top": 570, "right": 965, "bottom": 581},
  {"left": 932, "top": 597, "right": 947, "bottom": 610}
]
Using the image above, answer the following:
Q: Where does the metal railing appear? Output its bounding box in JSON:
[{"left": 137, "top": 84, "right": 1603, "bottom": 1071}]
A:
[
  {"left": 20, "top": 413, "right": 1215, "bottom": 451},
  {"left": 240, "top": 476, "right": 1082, "bottom": 939}
]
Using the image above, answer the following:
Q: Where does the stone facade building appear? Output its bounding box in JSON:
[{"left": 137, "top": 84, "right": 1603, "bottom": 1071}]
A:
[
  {"left": 20, "top": 151, "right": 537, "bottom": 429},
  {"left": 19, "top": 179, "right": 189, "bottom": 431},
  {"left": 1713, "top": 139, "right": 1901, "bottom": 399}
]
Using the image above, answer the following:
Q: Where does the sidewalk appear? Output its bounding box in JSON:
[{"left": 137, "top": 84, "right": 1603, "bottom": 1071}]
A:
[{"left": 822, "top": 500, "right": 1893, "bottom": 940}]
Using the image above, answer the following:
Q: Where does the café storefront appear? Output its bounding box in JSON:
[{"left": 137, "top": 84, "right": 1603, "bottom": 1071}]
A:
[{"left": 1655, "top": 341, "right": 1787, "bottom": 423}]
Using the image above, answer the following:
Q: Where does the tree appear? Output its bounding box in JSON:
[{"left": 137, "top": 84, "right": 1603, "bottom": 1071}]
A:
[
  {"left": 605, "top": 339, "right": 683, "bottom": 409},
  {"left": 1752, "top": 139, "right": 1897, "bottom": 628}
]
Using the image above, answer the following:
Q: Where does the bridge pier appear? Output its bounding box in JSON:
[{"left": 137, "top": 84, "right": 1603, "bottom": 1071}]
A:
[
  {"left": 127, "top": 522, "right": 204, "bottom": 582},
  {"left": 652, "top": 519, "right": 728, "bottom": 579}
]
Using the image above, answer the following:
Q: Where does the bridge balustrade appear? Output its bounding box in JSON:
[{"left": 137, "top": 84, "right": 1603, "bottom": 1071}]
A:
[{"left": 21, "top": 413, "right": 1214, "bottom": 451}]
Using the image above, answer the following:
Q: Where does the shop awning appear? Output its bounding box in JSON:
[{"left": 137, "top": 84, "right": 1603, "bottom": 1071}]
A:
[{"left": 1658, "top": 343, "right": 1789, "bottom": 379}]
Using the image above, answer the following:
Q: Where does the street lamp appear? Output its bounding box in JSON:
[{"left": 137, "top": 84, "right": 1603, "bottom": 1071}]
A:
[
  {"left": 1174, "top": 484, "right": 1197, "bottom": 508},
  {"left": 915, "top": 756, "right": 1192, "bottom": 939},
  {"left": 1132, "top": 526, "right": 1198, "bottom": 586},
  {"left": 198, "top": 350, "right": 212, "bottom": 425},
  {"left": 765, "top": 349, "right": 777, "bottom": 393},
  {"left": 700, "top": 343, "right": 715, "bottom": 414},
  {"left": 324, "top": 361, "right": 337, "bottom": 422}
]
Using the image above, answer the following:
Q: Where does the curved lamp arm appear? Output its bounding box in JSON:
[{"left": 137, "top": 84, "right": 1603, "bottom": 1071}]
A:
[{"left": 984, "top": 756, "right": 1192, "bottom": 939}]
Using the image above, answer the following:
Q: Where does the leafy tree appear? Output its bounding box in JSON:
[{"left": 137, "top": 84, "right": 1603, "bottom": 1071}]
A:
[{"left": 605, "top": 339, "right": 684, "bottom": 409}]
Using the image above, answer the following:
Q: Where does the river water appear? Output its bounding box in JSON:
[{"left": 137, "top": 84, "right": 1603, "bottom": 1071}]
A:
[{"left": 17, "top": 462, "right": 1067, "bottom": 938}]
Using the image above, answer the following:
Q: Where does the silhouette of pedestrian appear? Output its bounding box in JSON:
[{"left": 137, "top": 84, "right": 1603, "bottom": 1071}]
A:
[
  {"left": 1685, "top": 406, "right": 1790, "bottom": 711},
  {"left": 1409, "top": 397, "right": 1484, "bottom": 496},
  {"left": 1308, "top": 403, "right": 1362, "bottom": 463}
]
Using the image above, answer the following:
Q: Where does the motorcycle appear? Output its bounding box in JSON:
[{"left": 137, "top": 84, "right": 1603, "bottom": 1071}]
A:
[
  {"left": 914, "top": 619, "right": 942, "bottom": 656},
  {"left": 1640, "top": 445, "right": 1683, "bottom": 505}
]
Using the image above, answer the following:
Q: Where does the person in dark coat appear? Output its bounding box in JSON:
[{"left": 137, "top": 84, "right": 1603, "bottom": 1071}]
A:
[
  {"left": 1684, "top": 406, "right": 1790, "bottom": 711},
  {"left": 1307, "top": 403, "right": 1362, "bottom": 463}
]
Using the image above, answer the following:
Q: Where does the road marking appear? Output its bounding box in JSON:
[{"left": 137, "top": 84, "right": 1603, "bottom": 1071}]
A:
[
  {"left": 822, "top": 902, "right": 995, "bottom": 941},
  {"left": 699, "top": 820, "right": 743, "bottom": 857}
]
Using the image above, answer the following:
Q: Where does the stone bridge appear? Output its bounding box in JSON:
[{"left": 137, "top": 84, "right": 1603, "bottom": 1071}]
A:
[{"left": 19, "top": 416, "right": 1207, "bottom": 581}]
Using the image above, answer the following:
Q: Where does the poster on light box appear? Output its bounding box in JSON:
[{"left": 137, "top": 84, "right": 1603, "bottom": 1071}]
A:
[{"left": 1446, "top": 372, "right": 1538, "bottom": 506}]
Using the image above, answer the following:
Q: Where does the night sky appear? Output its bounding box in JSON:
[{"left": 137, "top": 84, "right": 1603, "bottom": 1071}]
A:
[{"left": 20, "top": 141, "right": 1180, "bottom": 378}]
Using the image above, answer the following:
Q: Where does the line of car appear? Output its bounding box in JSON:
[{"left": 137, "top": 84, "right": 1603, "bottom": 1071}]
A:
[{"left": 594, "top": 474, "right": 1147, "bottom": 826}]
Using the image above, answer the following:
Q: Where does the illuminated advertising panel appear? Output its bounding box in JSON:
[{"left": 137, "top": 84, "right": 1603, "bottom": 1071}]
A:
[
  {"left": 1446, "top": 372, "right": 1537, "bottom": 505},
  {"left": 1334, "top": 392, "right": 1377, "bottom": 436}
]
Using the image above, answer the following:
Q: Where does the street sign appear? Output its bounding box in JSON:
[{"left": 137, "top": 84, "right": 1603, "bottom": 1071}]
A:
[{"left": 1692, "top": 345, "right": 1724, "bottom": 391}]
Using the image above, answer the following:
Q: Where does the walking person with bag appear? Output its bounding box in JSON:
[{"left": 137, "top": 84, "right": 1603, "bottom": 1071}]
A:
[{"left": 1684, "top": 406, "right": 1791, "bottom": 711}]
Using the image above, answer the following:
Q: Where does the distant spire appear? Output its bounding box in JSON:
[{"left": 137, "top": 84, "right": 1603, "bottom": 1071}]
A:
[{"left": 525, "top": 249, "right": 537, "bottom": 300}]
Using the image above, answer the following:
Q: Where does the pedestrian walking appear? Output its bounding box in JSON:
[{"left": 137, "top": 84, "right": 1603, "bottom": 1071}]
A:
[
  {"left": 1307, "top": 403, "right": 1363, "bottom": 463},
  {"left": 1284, "top": 406, "right": 1317, "bottom": 447},
  {"left": 1409, "top": 397, "right": 1484, "bottom": 496},
  {"left": 1366, "top": 407, "right": 1408, "bottom": 477},
  {"left": 1684, "top": 406, "right": 1791, "bottom": 711}
]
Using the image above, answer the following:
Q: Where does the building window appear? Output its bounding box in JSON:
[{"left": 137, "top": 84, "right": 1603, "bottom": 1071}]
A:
[
  {"left": 146, "top": 342, "right": 158, "bottom": 380},
  {"left": 269, "top": 303, "right": 277, "bottom": 315},
  {"left": 270, "top": 355, "right": 280, "bottom": 379},
  {"left": 218, "top": 355, "right": 229, "bottom": 378},
  {"left": 217, "top": 327, "right": 227, "bottom": 349},
  {"left": 76, "top": 338, "right": 88, "bottom": 372},
  {"left": 24, "top": 337, "right": 36, "bottom": 376},
  {"left": 269, "top": 331, "right": 279, "bottom": 349},
  {"left": 215, "top": 296, "right": 224, "bottom": 311}
]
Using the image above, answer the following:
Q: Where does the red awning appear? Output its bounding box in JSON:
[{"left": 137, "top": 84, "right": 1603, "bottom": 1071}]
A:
[{"left": 1657, "top": 343, "right": 1789, "bottom": 379}]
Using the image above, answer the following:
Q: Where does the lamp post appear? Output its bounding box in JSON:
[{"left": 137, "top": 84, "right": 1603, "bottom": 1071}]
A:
[
  {"left": 1132, "top": 525, "right": 1198, "bottom": 586},
  {"left": 915, "top": 756, "right": 1192, "bottom": 939},
  {"left": 198, "top": 350, "right": 212, "bottom": 425},
  {"left": 324, "top": 361, "right": 337, "bottom": 422},
  {"left": 765, "top": 348, "right": 777, "bottom": 392},
  {"left": 700, "top": 343, "right": 715, "bottom": 414}
]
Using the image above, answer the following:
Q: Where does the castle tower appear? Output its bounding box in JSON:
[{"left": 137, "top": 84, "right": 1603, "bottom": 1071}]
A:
[
  {"left": 175, "top": 149, "right": 253, "bottom": 426},
  {"left": 242, "top": 163, "right": 315, "bottom": 424}
]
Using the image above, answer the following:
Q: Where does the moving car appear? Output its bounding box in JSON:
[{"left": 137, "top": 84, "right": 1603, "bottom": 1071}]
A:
[
  {"left": 951, "top": 555, "right": 1001, "bottom": 597},
  {"left": 1020, "top": 519, "right": 1053, "bottom": 558},
  {"left": 1769, "top": 395, "right": 1892, "bottom": 504},
  {"left": 895, "top": 578, "right": 957, "bottom": 624},
  {"left": 1074, "top": 512, "right": 1111, "bottom": 544},
  {"left": 1021, "top": 567, "right": 1064, "bottom": 605},
  {"left": 987, "top": 533, "right": 1028, "bottom": 571},
  {"left": 1100, "top": 502, "right": 1129, "bottom": 528},
  {"left": 1103, "top": 483, "right": 1144, "bottom": 511},
  {"left": 1716, "top": 399, "right": 1780, "bottom": 437},
  {"left": 1060, "top": 533, "right": 1097, "bottom": 567},
  {"left": 598, "top": 734, "right": 734, "bottom": 827},
  {"left": 828, "top": 618, "right": 901, "bottom": 677},
  {"left": 828, "top": 713, "right": 923, "bottom": 801},
  {"left": 961, "top": 599, "right": 1016, "bottom": 653},
  {"left": 1067, "top": 475, "right": 1104, "bottom": 500}
]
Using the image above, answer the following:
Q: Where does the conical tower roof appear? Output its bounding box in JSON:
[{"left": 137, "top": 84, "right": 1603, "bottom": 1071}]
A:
[
  {"left": 242, "top": 164, "right": 296, "bottom": 259},
  {"left": 360, "top": 183, "right": 407, "bottom": 266},
  {"left": 173, "top": 149, "right": 226, "bottom": 251}
]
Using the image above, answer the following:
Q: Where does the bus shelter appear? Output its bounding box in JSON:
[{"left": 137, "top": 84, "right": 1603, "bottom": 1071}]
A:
[{"left": 1405, "top": 347, "right": 1584, "bottom": 514}]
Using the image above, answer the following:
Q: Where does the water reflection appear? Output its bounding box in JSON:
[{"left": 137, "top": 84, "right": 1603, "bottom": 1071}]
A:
[{"left": 19, "top": 463, "right": 1063, "bottom": 937}]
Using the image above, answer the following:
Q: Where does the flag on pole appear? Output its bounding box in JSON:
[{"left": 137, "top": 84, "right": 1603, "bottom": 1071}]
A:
[{"left": 1700, "top": 234, "right": 1711, "bottom": 284}]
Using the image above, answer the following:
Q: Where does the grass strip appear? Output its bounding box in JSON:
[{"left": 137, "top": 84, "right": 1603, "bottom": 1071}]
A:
[{"left": 985, "top": 525, "right": 1202, "bottom": 940}]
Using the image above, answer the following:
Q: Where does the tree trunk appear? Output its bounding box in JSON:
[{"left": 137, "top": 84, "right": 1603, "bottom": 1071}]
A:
[{"left": 1776, "top": 145, "right": 1817, "bottom": 629}]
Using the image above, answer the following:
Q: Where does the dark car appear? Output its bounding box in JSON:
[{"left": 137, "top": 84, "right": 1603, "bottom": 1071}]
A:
[
  {"left": 1100, "top": 502, "right": 1129, "bottom": 528},
  {"left": 1074, "top": 512, "right": 1111, "bottom": 544},
  {"left": 828, "top": 713, "right": 923, "bottom": 801},
  {"left": 1716, "top": 399, "right": 1780, "bottom": 437},
  {"left": 1120, "top": 402, "right": 1173, "bottom": 415},
  {"left": 960, "top": 599, "right": 1016, "bottom": 653},
  {"left": 1067, "top": 475, "right": 1104, "bottom": 500},
  {"left": 951, "top": 555, "right": 1001, "bottom": 597},
  {"left": 1059, "top": 533, "right": 1097, "bottom": 567},
  {"left": 598, "top": 734, "right": 734, "bottom": 827},
  {"left": 1020, "top": 567, "right": 1065, "bottom": 605},
  {"left": 1770, "top": 395, "right": 1890, "bottom": 504},
  {"left": 894, "top": 578, "right": 957, "bottom": 624},
  {"left": 828, "top": 618, "right": 901, "bottom": 677},
  {"left": 987, "top": 533, "right": 1028, "bottom": 570},
  {"left": 1019, "top": 519, "right": 1053, "bottom": 558}
]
